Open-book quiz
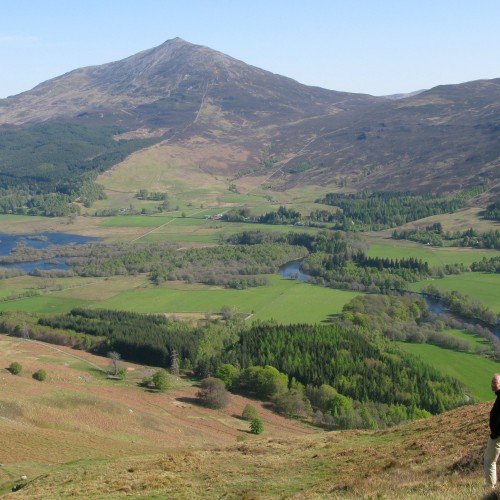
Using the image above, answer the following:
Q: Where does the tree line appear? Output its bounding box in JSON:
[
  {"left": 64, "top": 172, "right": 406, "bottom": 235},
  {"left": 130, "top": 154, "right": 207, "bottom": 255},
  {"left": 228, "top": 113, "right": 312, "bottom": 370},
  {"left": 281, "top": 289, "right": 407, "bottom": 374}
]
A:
[
  {"left": 484, "top": 200, "right": 500, "bottom": 221},
  {"left": 317, "top": 186, "right": 486, "bottom": 230},
  {"left": 393, "top": 223, "right": 500, "bottom": 249}
]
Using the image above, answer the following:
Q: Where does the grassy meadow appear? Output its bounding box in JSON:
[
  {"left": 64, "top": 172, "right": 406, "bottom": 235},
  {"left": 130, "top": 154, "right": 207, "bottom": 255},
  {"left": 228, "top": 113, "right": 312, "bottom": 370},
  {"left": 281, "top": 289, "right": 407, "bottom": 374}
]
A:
[
  {"left": 366, "top": 239, "right": 498, "bottom": 268},
  {"left": 411, "top": 272, "right": 500, "bottom": 312},
  {"left": 397, "top": 339, "right": 499, "bottom": 401},
  {"left": 0, "top": 273, "right": 358, "bottom": 323},
  {"left": 366, "top": 236, "right": 499, "bottom": 310}
]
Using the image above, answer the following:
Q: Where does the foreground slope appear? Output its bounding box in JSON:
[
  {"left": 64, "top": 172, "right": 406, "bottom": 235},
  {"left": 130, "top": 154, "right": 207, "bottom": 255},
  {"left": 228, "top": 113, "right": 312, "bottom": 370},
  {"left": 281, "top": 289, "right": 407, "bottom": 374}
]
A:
[
  {"left": 0, "top": 333, "right": 317, "bottom": 494},
  {"left": 0, "top": 334, "right": 495, "bottom": 499}
]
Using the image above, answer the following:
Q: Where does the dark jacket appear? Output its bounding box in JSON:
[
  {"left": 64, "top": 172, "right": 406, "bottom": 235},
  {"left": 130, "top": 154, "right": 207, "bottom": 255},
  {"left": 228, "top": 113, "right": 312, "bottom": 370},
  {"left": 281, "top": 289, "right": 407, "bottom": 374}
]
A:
[{"left": 490, "top": 390, "right": 500, "bottom": 439}]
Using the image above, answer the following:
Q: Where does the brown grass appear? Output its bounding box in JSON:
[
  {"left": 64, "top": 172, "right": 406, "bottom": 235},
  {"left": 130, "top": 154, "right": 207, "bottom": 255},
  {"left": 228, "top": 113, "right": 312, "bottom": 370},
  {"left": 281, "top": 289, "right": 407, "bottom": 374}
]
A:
[
  {"left": 4, "top": 404, "right": 494, "bottom": 499},
  {"left": 0, "top": 334, "right": 317, "bottom": 494},
  {"left": 0, "top": 334, "right": 495, "bottom": 499}
]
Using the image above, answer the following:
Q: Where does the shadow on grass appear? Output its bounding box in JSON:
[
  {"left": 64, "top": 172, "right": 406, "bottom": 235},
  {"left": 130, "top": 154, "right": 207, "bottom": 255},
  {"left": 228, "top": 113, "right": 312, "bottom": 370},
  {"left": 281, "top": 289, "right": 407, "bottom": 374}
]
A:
[
  {"left": 88, "top": 368, "right": 109, "bottom": 379},
  {"left": 321, "top": 313, "right": 341, "bottom": 324},
  {"left": 176, "top": 396, "right": 200, "bottom": 405}
]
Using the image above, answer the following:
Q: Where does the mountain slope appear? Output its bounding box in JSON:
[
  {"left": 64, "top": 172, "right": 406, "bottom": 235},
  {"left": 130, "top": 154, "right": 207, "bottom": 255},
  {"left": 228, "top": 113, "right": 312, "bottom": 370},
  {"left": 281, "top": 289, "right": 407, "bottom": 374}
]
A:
[
  {"left": 278, "top": 78, "right": 500, "bottom": 194},
  {"left": 0, "top": 38, "right": 498, "bottom": 198},
  {"left": 0, "top": 37, "right": 377, "bottom": 128},
  {"left": 0, "top": 333, "right": 317, "bottom": 495}
]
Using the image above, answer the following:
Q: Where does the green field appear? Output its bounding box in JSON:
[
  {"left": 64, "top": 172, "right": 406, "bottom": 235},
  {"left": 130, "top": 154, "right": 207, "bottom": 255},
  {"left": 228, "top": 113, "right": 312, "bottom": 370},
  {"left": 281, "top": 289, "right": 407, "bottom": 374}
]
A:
[
  {"left": 0, "top": 274, "right": 359, "bottom": 324},
  {"left": 444, "top": 328, "right": 492, "bottom": 351},
  {"left": 411, "top": 273, "right": 500, "bottom": 312},
  {"left": 367, "top": 241, "right": 498, "bottom": 268},
  {"left": 0, "top": 294, "right": 90, "bottom": 314},
  {"left": 397, "top": 341, "right": 499, "bottom": 401},
  {"left": 95, "top": 215, "right": 319, "bottom": 244}
]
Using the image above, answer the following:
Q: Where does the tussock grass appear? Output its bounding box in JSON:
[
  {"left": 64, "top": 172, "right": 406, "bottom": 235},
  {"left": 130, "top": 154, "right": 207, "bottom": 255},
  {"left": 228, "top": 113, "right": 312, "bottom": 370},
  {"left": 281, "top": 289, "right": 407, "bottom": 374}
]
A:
[
  {"left": 3, "top": 404, "right": 493, "bottom": 499},
  {"left": 0, "top": 334, "right": 318, "bottom": 496},
  {"left": 0, "top": 334, "right": 496, "bottom": 499}
]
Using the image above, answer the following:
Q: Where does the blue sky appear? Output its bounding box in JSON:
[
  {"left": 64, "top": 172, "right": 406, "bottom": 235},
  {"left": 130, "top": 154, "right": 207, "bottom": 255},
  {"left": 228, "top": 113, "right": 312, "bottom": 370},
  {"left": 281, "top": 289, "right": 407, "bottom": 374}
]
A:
[{"left": 1, "top": 0, "right": 499, "bottom": 98}]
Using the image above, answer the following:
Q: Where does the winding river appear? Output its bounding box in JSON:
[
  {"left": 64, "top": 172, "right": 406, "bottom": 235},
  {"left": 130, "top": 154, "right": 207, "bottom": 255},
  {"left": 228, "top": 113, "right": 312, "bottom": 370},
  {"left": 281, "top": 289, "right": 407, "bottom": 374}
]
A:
[{"left": 278, "top": 259, "right": 499, "bottom": 335}]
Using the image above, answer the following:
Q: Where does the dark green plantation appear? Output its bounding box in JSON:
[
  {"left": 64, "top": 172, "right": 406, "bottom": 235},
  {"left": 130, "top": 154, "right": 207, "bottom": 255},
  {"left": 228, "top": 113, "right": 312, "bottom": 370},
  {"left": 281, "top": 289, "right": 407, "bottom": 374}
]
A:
[
  {"left": 0, "top": 122, "right": 162, "bottom": 214},
  {"left": 319, "top": 187, "right": 487, "bottom": 230}
]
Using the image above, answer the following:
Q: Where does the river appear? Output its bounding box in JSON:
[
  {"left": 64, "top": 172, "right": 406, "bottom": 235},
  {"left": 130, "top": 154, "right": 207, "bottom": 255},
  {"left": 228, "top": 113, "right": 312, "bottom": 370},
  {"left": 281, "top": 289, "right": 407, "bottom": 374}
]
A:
[
  {"left": 0, "top": 232, "right": 100, "bottom": 273},
  {"left": 278, "top": 259, "right": 310, "bottom": 282},
  {"left": 278, "top": 259, "right": 499, "bottom": 335}
]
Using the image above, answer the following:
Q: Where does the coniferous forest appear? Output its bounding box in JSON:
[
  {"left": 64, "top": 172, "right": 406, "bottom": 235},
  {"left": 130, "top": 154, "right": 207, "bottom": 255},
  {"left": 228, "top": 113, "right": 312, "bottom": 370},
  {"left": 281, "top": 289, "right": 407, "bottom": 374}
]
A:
[{"left": 1, "top": 289, "right": 472, "bottom": 431}]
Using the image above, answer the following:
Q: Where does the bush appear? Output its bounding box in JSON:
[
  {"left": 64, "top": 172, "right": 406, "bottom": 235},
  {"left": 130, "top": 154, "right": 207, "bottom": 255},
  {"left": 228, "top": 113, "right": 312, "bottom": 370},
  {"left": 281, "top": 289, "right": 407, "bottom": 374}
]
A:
[
  {"left": 274, "top": 389, "right": 312, "bottom": 418},
  {"left": 215, "top": 363, "right": 240, "bottom": 390},
  {"left": 197, "top": 377, "right": 230, "bottom": 409},
  {"left": 250, "top": 418, "right": 264, "bottom": 435},
  {"left": 32, "top": 369, "right": 47, "bottom": 381},
  {"left": 239, "top": 365, "right": 288, "bottom": 399},
  {"left": 8, "top": 362, "right": 22, "bottom": 375},
  {"left": 152, "top": 369, "right": 171, "bottom": 392},
  {"left": 242, "top": 403, "right": 259, "bottom": 421}
]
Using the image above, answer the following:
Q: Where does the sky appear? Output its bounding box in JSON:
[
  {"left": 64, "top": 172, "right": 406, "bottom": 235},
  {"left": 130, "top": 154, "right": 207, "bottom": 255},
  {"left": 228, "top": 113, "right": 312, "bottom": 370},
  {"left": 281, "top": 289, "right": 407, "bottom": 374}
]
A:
[{"left": 1, "top": 0, "right": 499, "bottom": 99}]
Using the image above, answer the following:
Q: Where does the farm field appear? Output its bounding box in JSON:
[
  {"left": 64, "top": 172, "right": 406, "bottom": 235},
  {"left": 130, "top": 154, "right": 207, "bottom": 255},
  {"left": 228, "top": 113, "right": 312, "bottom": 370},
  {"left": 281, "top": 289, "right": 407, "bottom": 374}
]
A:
[
  {"left": 0, "top": 274, "right": 359, "bottom": 323},
  {"left": 97, "top": 215, "right": 318, "bottom": 245},
  {"left": 411, "top": 272, "right": 500, "bottom": 312},
  {"left": 0, "top": 210, "right": 497, "bottom": 322},
  {"left": 366, "top": 240, "right": 498, "bottom": 268},
  {"left": 397, "top": 340, "right": 499, "bottom": 401}
]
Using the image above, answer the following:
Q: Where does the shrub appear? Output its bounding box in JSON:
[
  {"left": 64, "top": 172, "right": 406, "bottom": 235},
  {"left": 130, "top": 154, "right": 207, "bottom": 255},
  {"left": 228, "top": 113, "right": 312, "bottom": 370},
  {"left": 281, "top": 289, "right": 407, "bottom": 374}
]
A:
[
  {"left": 32, "top": 369, "right": 47, "bottom": 381},
  {"left": 152, "top": 369, "right": 171, "bottom": 392},
  {"left": 242, "top": 403, "right": 259, "bottom": 421},
  {"left": 239, "top": 365, "right": 288, "bottom": 399},
  {"left": 8, "top": 362, "right": 23, "bottom": 375},
  {"left": 215, "top": 363, "right": 240, "bottom": 390},
  {"left": 274, "top": 389, "right": 312, "bottom": 418},
  {"left": 197, "top": 377, "right": 230, "bottom": 409},
  {"left": 250, "top": 418, "right": 264, "bottom": 435}
]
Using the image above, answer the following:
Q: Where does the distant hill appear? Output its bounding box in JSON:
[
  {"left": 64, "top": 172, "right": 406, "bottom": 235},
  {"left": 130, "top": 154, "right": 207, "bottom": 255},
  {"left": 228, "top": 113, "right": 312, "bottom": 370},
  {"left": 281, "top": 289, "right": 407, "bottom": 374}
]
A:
[{"left": 0, "top": 37, "right": 498, "bottom": 199}]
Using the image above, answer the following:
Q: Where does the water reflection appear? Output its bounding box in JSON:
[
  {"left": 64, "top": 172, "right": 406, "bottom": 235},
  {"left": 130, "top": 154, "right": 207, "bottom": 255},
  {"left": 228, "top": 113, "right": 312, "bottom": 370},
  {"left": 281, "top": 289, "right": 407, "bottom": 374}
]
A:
[
  {"left": 278, "top": 259, "right": 310, "bottom": 282},
  {"left": 0, "top": 232, "right": 100, "bottom": 273}
]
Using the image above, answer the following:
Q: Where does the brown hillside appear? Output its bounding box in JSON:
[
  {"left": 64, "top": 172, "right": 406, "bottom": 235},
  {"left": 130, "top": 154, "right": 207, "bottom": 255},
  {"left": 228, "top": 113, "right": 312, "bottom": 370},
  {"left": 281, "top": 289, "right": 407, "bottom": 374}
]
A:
[
  {"left": 0, "top": 38, "right": 498, "bottom": 197},
  {"left": 0, "top": 334, "right": 317, "bottom": 494},
  {"left": 0, "top": 334, "right": 497, "bottom": 499}
]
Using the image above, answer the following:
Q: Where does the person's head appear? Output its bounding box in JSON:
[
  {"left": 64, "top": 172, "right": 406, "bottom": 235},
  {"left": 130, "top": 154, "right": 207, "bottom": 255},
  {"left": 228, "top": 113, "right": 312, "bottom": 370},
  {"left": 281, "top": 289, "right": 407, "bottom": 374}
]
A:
[{"left": 491, "top": 374, "right": 500, "bottom": 392}]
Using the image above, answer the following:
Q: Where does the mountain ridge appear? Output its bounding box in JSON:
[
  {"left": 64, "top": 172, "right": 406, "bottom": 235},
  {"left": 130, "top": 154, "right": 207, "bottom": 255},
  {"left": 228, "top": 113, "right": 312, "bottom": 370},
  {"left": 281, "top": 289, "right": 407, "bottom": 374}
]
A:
[
  {"left": 0, "top": 37, "right": 499, "bottom": 197},
  {"left": 0, "top": 37, "right": 378, "bottom": 127}
]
